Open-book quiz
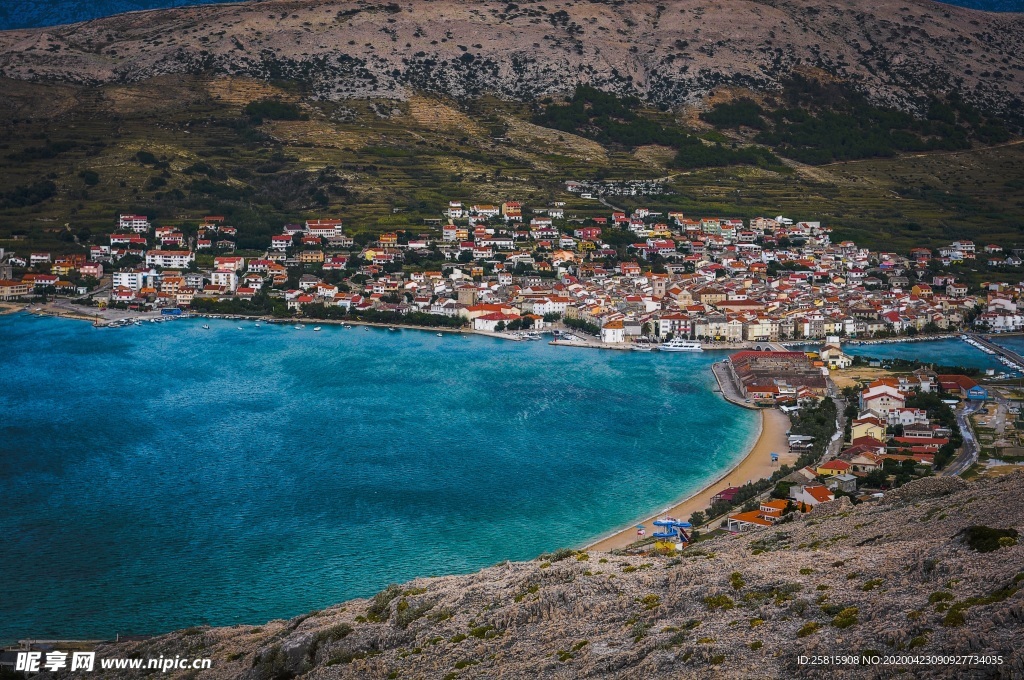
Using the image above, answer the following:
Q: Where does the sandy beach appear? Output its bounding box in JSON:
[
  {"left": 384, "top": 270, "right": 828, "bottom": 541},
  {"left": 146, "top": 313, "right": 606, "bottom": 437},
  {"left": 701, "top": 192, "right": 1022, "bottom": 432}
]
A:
[{"left": 586, "top": 408, "right": 794, "bottom": 552}]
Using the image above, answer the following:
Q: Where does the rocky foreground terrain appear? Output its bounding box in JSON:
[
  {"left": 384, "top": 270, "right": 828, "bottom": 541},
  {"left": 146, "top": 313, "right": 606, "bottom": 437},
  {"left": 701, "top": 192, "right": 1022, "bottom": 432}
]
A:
[
  {"left": 48, "top": 473, "right": 1024, "bottom": 679},
  {"left": 0, "top": 0, "right": 1022, "bottom": 117}
]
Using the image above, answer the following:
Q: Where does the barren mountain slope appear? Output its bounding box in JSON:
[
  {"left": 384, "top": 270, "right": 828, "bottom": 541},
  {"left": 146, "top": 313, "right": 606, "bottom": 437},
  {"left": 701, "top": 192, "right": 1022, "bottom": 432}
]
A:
[
  {"left": 0, "top": 0, "right": 1023, "bottom": 117},
  {"left": 50, "top": 473, "right": 1024, "bottom": 679}
]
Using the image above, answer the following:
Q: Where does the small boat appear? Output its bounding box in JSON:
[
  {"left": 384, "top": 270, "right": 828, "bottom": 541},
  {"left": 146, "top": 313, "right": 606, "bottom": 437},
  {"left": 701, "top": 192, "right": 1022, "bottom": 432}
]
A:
[
  {"left": 238, "top": 326, "right": 244, "bottom": 330},
  {"left": 202, "top": 324, "right": 210, "bottom": 329},
  {"left": 437, "top": 333, "right": 443, "bottom": 337},
  {"left": 255, "top": 323, "right": 261, "bottom": 328},
  {"left": 314, "top": 327, "right": 322, "bottom": 332},
  {"left": 632, "top": 344, "right": 654, "bottom": 351},
  {"left": 294, "top": 325, "right": 302, "bottom": 330},
  {"left": 388, "top": 327, "right": 399, "bottom": 332}
]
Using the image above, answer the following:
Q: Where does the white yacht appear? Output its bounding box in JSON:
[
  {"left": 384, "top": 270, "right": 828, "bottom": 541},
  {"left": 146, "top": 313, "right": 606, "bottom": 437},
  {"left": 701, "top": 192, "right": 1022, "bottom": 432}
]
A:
[{"left": 659, "top": 338, "right": 704, "bottom": 352}]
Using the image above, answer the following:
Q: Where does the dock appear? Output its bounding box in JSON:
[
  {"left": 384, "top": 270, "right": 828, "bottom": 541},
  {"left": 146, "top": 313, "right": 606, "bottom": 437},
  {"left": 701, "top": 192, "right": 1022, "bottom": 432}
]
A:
[
  {"left": 711, "top": 361, "right": 760, "bottom": 409},
  {"left": 972, "top": 333, "right": 1024, "bottom": 366}
]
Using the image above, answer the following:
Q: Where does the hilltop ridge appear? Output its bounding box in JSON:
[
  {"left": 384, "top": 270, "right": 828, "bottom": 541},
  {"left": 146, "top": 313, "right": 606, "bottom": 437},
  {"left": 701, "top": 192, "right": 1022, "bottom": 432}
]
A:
[
  {"left": 0, "top": 0, "right": 1023, "bottom": 121},
  {"left": 53, "top": 473, "right": 1024, "bottom": 679}
]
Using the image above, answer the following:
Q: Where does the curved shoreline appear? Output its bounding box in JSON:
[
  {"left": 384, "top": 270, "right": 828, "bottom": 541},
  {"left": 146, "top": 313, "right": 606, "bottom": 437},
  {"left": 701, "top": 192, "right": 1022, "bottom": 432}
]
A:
[
  {"left": 584, "top": 408, "right": 794, "bottom": 552},
  {"left": 8, "top": 305, "right": 795, "bottom": 557}
]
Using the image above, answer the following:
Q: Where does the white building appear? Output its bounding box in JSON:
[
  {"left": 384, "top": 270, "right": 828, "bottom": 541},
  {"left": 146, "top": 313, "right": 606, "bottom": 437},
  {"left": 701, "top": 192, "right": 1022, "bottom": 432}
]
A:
[
  {"left": 145, "top": 250, "right": 195, "bottom": 269},
  {"left": 119, "top": 214, "right": 151, "bottom": 233},
  {"left": 210, "top": 269, "right": 239, "bottom": 292},
  {"left": 112, "top": 269, "right": 155, "bottom": 291},
  {"left": 601, "top": 320, "right": 626, "bottom": 344}
]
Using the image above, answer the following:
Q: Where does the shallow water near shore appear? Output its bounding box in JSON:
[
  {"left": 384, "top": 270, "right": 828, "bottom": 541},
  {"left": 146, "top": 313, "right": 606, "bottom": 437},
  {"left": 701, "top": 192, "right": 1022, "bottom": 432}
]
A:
[{"left": 0, "top": 314, "right": 757, "bottom": 642}]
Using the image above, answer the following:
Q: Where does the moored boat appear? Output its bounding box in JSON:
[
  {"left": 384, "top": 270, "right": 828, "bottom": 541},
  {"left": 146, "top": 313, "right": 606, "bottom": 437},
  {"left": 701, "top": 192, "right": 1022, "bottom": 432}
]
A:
[{"left": 659, "top": 338, "right": 703, "bottom": 352}]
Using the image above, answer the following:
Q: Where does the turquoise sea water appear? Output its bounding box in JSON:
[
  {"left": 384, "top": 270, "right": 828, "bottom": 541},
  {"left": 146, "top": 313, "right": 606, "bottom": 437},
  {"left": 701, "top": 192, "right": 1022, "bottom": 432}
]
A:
[
  {"left": 840, "top": 338, "right": 1006, "bottom": 372},
  {"left": 0, "top": 314, "right": 758, "bottom": 643}
]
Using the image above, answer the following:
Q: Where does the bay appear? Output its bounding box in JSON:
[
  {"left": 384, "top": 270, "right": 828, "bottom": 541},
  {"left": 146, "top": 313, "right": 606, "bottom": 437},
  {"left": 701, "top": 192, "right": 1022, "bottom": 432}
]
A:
[{"left": 0, "top": 314, "right": 757, "bottom": 642}]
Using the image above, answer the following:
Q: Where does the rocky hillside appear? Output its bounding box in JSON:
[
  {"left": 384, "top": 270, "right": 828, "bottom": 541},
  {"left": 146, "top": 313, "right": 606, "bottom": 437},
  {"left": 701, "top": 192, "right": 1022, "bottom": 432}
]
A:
[
  {"left": 0, "top": 0, "right": 1023, "bottom": 118},
  {"left": 51, "top": 473, "right": 1024, "bottom": 679}
]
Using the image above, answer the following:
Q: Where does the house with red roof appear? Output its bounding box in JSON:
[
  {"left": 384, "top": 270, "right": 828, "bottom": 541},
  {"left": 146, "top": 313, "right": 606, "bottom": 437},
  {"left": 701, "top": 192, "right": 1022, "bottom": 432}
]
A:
[
  {"left": 816, "top": 459, "right": 853, "bottom": 476},
  {"left": 791, "top": 484, "right": 835, "bottom": 507},
  {"left": 726, "top": 499, "right": 793, "bottom": 532}
]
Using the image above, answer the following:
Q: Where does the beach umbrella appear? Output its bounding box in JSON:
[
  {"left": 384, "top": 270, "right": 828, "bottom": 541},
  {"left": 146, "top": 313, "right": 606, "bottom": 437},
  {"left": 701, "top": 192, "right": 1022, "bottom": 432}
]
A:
[{"left": 635, "top": 525, "right": 645, "bottom": 529}]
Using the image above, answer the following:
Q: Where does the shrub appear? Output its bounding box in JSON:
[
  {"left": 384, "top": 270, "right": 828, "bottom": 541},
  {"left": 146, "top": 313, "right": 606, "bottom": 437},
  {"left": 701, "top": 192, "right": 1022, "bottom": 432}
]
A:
[
  {"left": 730, "top": 572, "right": 746, "bottom": 590},
  {"left": 797, "top": 622, "right": 820, "bottom": 637},
  {"left": 469, "top": 624, "right": 497, "bottom": 639},
  {"left": 394, "top": 598, "right": 435, "bottom": 629},
  {"left": 366, "top": 585, "right": 402, "bottom": 622},
  {"left": 704, "top": 594, "right": 735, "bottom": 611},
  {"left": 942, "top": 581, "right": 1020, "bottom": 627},
  {"left": 308, "top": 623, "right": 354, "bottom": 661},
  {"left": 960, "top": 526, "right": 1019, "bottom": 552},
  {"left": 831, "top": 607, "right": 859, "bottom": 629},
  {"left": 639, "top": 594, "right": 661, "bottom": 610},
  {"left": 547, "top": 548, "right": 576, "bottom": 562},
  {"left": 750, "top": 640, "right": 763, "bottom": 650}
]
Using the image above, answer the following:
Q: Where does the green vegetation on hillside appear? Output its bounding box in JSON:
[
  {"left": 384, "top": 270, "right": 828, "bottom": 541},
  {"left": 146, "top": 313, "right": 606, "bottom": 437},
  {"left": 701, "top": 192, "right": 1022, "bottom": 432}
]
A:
[
  {"left": 0, "top": 76, "right": 1023, "bottom": 257},
  {"left": 243, "top": 100, "right": 307, "bottom": 122},
  {"left": 701, "top": 78, "right": 1013, "bottom": 165},
  {"left": 534, "top": 86, "right": 784, "bottom": 170}
]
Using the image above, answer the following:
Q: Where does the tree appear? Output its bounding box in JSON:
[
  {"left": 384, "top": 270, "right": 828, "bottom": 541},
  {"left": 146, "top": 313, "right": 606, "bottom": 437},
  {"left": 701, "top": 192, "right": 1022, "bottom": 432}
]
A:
[
  {"left": 689, "top": 511, "right": 706, "bottom": 527},
  {"left": 495, "top": 321, "right": 506, "bottom": 332}
]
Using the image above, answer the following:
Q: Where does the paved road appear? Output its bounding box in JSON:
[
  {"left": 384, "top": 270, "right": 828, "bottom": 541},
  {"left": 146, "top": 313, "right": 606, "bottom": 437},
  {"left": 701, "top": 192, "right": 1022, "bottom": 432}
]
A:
[
  {"left": 711, "top": 361, "right": 758, "bottom": 410},
  {"left": 597, "top": 196, "right": 625, "bottom": 213},
  {"left": 945, "top": 401, "right": 982, "bottom": 477}
]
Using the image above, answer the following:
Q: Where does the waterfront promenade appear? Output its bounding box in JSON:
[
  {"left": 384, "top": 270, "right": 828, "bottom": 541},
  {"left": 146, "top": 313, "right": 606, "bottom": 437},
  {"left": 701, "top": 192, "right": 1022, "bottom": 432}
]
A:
[{"left": 711, "top": 360, "right": 759, "bottom": 410}]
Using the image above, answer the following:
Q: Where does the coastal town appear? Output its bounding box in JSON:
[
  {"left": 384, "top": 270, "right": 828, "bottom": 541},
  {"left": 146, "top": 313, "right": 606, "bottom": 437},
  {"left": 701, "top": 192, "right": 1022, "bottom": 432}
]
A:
[
  {"left": 2, "top": 197, "right": 1020, "bottom": 347},
  {"left": 4, "top": 197, "right": 1020, "bottom": 545}
]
